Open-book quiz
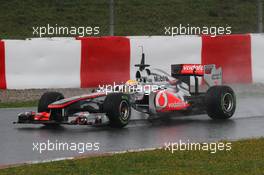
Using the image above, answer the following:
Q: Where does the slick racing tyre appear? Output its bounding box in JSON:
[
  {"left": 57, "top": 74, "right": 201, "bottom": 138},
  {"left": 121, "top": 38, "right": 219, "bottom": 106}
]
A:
[
  {"left": 38, "top": 92, "right": 64, "bottom": 125},
  {"left": 103, "top": 93, "right": 131, "bottom": 128},
  {"left": 205, "top": 86, "right": 236, "bottom": 119}
]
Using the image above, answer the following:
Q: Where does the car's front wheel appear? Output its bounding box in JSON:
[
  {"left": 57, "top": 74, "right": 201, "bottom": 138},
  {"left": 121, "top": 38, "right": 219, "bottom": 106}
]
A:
[
  {"left": 103, "top": 93, "right": 131, "bottom": 128},
  {"left": 38, "top": 91, "right": 64, "bottom": 126}
]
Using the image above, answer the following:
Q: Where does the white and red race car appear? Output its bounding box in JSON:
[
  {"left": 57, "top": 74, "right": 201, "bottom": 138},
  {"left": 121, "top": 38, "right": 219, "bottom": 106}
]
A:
[{"left": 14, "top": 52, "right": 236, "bottom": 128}]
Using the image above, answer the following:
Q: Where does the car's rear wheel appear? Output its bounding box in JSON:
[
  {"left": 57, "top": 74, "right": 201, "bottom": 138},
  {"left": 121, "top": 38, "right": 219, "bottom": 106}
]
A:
[
  {"left": 103, "top": 93, "right": 131, "bottom": 128},
  {"left": 38, "top": 92, "right": 64, "bottom": 126},
  {"left": 205, "top": 86, "right": 236, "bottom": 119}
]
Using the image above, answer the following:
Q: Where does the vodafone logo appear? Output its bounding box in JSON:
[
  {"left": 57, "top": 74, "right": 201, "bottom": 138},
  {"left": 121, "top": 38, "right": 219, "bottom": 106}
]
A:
[
  {"left": 182, "top": 64, "right": 204, "bottom": 71},
  {"left": 181, "top": 64, "right": 204, "bottom": 75},
  {"left": 155, "top": 91, "right": 168, "bottom": 110},
  {"left": 155, "top": 90, "right": 190, "bottom": 112}
]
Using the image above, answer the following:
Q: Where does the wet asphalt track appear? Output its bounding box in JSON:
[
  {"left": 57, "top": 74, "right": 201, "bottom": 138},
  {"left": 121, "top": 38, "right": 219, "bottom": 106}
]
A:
[{"left": 0, "top": 95, "right": 264, "bottom": 165}]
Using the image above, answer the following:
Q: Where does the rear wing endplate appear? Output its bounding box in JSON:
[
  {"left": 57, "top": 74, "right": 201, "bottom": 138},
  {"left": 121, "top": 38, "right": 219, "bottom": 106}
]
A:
[{"left": 203, "top": 64, "right": 222, "bottom": 86}]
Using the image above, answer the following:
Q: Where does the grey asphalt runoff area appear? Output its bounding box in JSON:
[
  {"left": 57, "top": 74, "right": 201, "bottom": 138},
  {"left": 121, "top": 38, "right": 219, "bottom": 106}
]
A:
[{"left": 0, "top": 95, "right": 264, "bottom": 165}]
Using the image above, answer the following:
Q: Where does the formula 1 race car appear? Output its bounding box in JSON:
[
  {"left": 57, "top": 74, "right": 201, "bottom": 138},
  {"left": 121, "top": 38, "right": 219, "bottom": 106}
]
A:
[{"left": 14, "top": 51, "right": 236, "bottom": 128}]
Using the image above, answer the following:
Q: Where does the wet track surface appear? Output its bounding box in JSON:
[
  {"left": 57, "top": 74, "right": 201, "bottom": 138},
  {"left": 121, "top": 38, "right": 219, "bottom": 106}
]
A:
[{"left": 0, "top": 96, "right": 264, "bottom": 165}]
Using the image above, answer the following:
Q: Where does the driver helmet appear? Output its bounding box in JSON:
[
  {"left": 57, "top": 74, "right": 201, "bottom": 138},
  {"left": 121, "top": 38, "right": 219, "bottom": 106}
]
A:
[
  {"left": 125, "top": 79, "right": 139, "bottom": 86},
  {"left": 125, "top": 79, "right": 139, "bottom": 93}
]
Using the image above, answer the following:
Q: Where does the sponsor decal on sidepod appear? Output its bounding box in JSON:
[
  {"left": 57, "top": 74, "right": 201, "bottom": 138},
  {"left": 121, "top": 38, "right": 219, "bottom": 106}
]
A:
[{"left": 155, "top": 91, "right": 190, "bottom": 112}]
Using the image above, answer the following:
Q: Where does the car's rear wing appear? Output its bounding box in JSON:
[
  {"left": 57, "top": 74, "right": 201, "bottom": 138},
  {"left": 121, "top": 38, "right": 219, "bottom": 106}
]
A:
[
  {"left": 171, "top": 64, "right": 222, "bottom": 93},
  {"left": 171, "top": 64, "right": 204, "bottom": 76}
]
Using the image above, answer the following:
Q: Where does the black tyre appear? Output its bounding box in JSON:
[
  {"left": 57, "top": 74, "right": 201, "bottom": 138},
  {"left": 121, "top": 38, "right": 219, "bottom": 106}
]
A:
[
  {"left": 38, "top": 92, "right": 64, "bottom": 112},
  {"left": 38, "top": 92, "right": 64, "bottom": 126},
  {"left": 103, "top": 93, "right": 131, "bottom": 128},
  {"left": 205, "top": 86, "right": 236, "bottom": 119}
]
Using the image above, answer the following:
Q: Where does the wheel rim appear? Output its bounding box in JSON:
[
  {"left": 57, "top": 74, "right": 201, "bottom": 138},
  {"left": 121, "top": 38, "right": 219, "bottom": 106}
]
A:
[
  {"left": 222, "top": 93, "right": 234, "bottom": 112},
  {"left": 119, "top": 100, "right": 129, "bottom": 120}
]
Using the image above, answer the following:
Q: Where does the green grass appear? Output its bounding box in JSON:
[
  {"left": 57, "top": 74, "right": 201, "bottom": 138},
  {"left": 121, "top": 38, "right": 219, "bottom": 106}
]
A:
[
  {"left": 0, "top": 0, "right": 262, "bottom": 38},
  {"left": 0, "top": 138, "right": 263, "bottom": 175},
  {"left": 0, "top": 101, "right": 37, "bottom": 108}
]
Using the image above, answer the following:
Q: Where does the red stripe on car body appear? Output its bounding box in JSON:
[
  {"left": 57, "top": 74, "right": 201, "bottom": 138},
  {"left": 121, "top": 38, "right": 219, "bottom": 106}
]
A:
[{"left": 48, "top": 92, "right": 106, "bottom": 109}]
